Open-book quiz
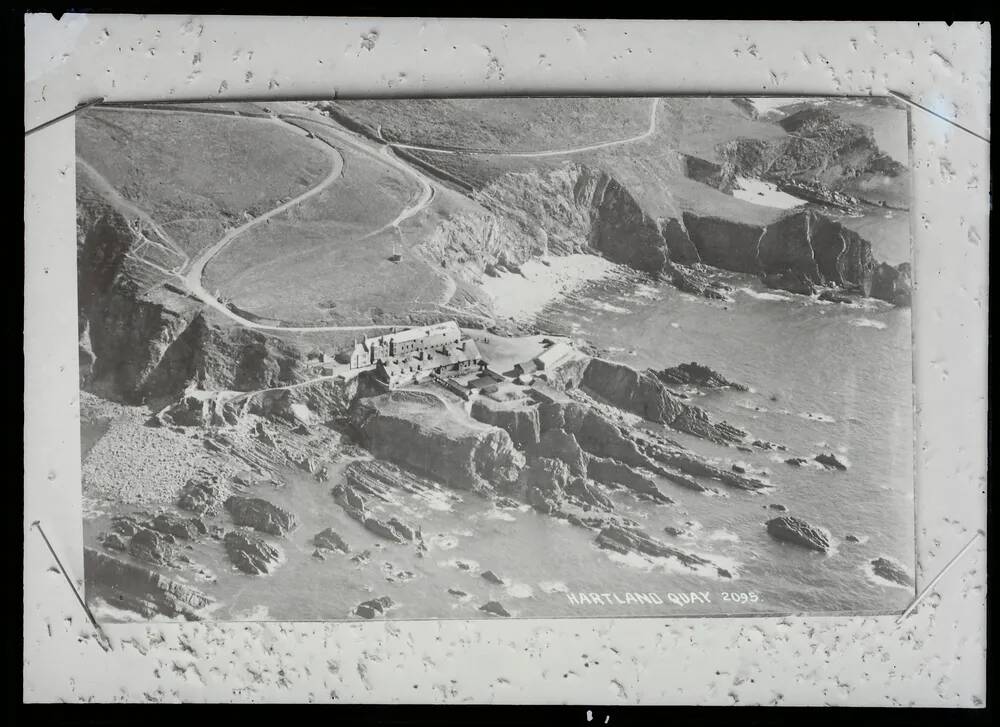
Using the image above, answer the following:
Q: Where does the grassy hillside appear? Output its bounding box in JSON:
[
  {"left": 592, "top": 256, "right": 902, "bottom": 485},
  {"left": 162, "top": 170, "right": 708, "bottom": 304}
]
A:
[
  {"left": 201, "top": 114, "right": 452, "bottom": 324},
  {"left": 327, "top": 97, "right": 652, "bottom": 151},
  {"left": 77, "top": 108, "right": 332, "bottom": 256}
]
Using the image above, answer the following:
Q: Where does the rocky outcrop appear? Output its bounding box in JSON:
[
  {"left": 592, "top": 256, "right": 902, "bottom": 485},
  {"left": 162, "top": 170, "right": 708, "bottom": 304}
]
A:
[
  {"left": 654, "top": 362, "right": 748, "bottom": 391},
  {"left": 595, "top": 524, "right": 714, "bottom": 570},
  {"left": 470, "top": 398, "right": 541, "bottom": 448},
  {"left": 480, "top": 569, "right": 505, "bottom": 585},
  {"left": 330, "top": 483, "right": 418, "bottom": 543},
  {"left": 766, "top": 516, "right": 830, "bottom": 552},
  {"left": 565, "top": 477, "right": 614, "bottom": 510},
  {"left": 519, "top": 457, "right": 570, "bottom": 514},
  {"left": 533, "top": 428, "right": 587, "bottom": 477},
  {"left": 587, "top": 457, "right": 673, "bottom": 503},
  {"left": 872, "top": 261, "right": 912, "bottom": 307},
  {"left": 177, "top": 474, "right": 227, "bottom": 515},
  {"left": 156, "top": 392, "right": 241, "bottom": 428},
  {"left": 355, "top": 596, "right": 394, "bottom": 619},
  {"left": 870, "top": 557, "right": 914, "bottom": 587},
  {"left": 814, "top": 453, "right": 848, "bottom": 471},
  {"left": 580, "top": 358, "right": 746, "bottom": 445},
  {"left": 479, "top": 601, "right": 511, "bottom": 617},
  {"left": 758, "top": 210, "right": 876, "bottom": 293},
  {"left": 224, "top": 496, "right": 297, "bottom": 536},
  {"left": 128, "top": 528, "right": 176, "bottom": 566},
  {"left": 84, "top": 547, "right": 213, "bottom": 620},
  {"left": 719, "top": 108, "right": 905, "bottom": 190},
  {"left": 313, "top": 528, "right": 351, "bottom": 553},
  {"left": 350, "top": 392, "right": 524, "bottom": 491},
  {"left": 150, "top": 512, "right": 207, "bottom": 540},
  {"left": 224, "top": 530, "right": 282, "bottom": 575},
  {"left": 643, "top": 444, "right": 768, "bottom": 491}
]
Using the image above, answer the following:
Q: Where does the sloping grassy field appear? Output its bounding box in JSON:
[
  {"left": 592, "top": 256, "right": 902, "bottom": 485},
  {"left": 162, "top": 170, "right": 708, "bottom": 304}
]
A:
[
  {"left": 327, "top": 97, "right": 652, "bottom": 151},
  {"left": 77, "top": 107, "right": 332, "bottom": 256}
]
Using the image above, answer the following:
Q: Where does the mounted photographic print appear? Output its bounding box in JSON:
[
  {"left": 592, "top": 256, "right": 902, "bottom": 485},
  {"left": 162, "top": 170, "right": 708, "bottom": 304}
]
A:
[{"left": 76, "top": 95, "right": 916, "bottom": 622}]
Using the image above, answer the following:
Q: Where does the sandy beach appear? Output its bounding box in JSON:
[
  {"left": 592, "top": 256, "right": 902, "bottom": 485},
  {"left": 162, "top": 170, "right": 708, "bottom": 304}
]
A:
[{"left": 479, "top": 253, "right": 624, "bottom": 322}]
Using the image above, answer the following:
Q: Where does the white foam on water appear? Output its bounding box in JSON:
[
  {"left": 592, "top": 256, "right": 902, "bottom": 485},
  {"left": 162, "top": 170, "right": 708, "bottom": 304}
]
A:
[
  {"left": 429, "top": 534, "right": 459, "bottom": 550},
  {"left": 630, "top": 283, "right": 662, "bottom": 300},
  {"left": 231, "top": 604, "right": 271, "bottom": 621},
  {"left": 706, "top": 529, "right": 741, "bottom": 543},
  {"left": 438, "top": 557, "right": 480, "bottom": 571},
  {"left": 483, "top": 508, "right": 517, "bottom": 522},
  {"left": 849, "top": 318, "right": 888, "bottom": 329},
  {"left": 738, "top": 287, "right": 792, "bottom": 302},
  {"left": 505, "top": 582, "right": 534, "bottom": 599},
  {"left": 538, "top": 580, "right": 569, "bottom": 594}
]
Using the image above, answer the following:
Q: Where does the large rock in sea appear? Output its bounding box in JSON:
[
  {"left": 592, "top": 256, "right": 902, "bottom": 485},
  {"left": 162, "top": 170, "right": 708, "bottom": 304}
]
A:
[
  {"left": 870, "top": 557, "right": 914, "bottom": 587},
  {"left": 355, "top": 596, "right": 394, "bottom": 619},
  {"left": 654, "top": 362, "right": 747, "bottom": 391},
  {"left": 313, "top": 528, "right": 351, "bottom": 553},
  {"left": 224, "top": 530, "right": 282, "bottom": 575},
  {"left": 224, "top": 496, "right": 297, "bottom": 536},
  {"left": 350, "top": 391, "right": 524, "bottom": 491},
  {"left": 766, "top": 516, "right": 830, "bottom": 552},
  {"left": 814, "top": 453, "right": 848, "bottom": 471},
  {"left": 479, "top": 601, "right": 511, "bottom": 617}
]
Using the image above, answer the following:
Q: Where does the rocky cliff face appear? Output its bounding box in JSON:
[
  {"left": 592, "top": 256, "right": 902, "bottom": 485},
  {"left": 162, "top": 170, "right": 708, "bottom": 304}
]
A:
[
  {"left": 349, "top": 391, "right": 525, "bottom": 492},
  {"left": 683, "top": 208, "right": 909, "bottom": 303},
  {"left": 77, "top": 196, "right": 310, "bottom": 405},
  {"left": 423, "top": 163, "right": 674, "bottom": 281}
]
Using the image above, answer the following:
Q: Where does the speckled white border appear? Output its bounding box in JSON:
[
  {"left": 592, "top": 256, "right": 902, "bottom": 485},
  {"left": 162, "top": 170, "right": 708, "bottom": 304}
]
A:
[{"left": 24, "top": 16, "right": 989, "bottom": 705}]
